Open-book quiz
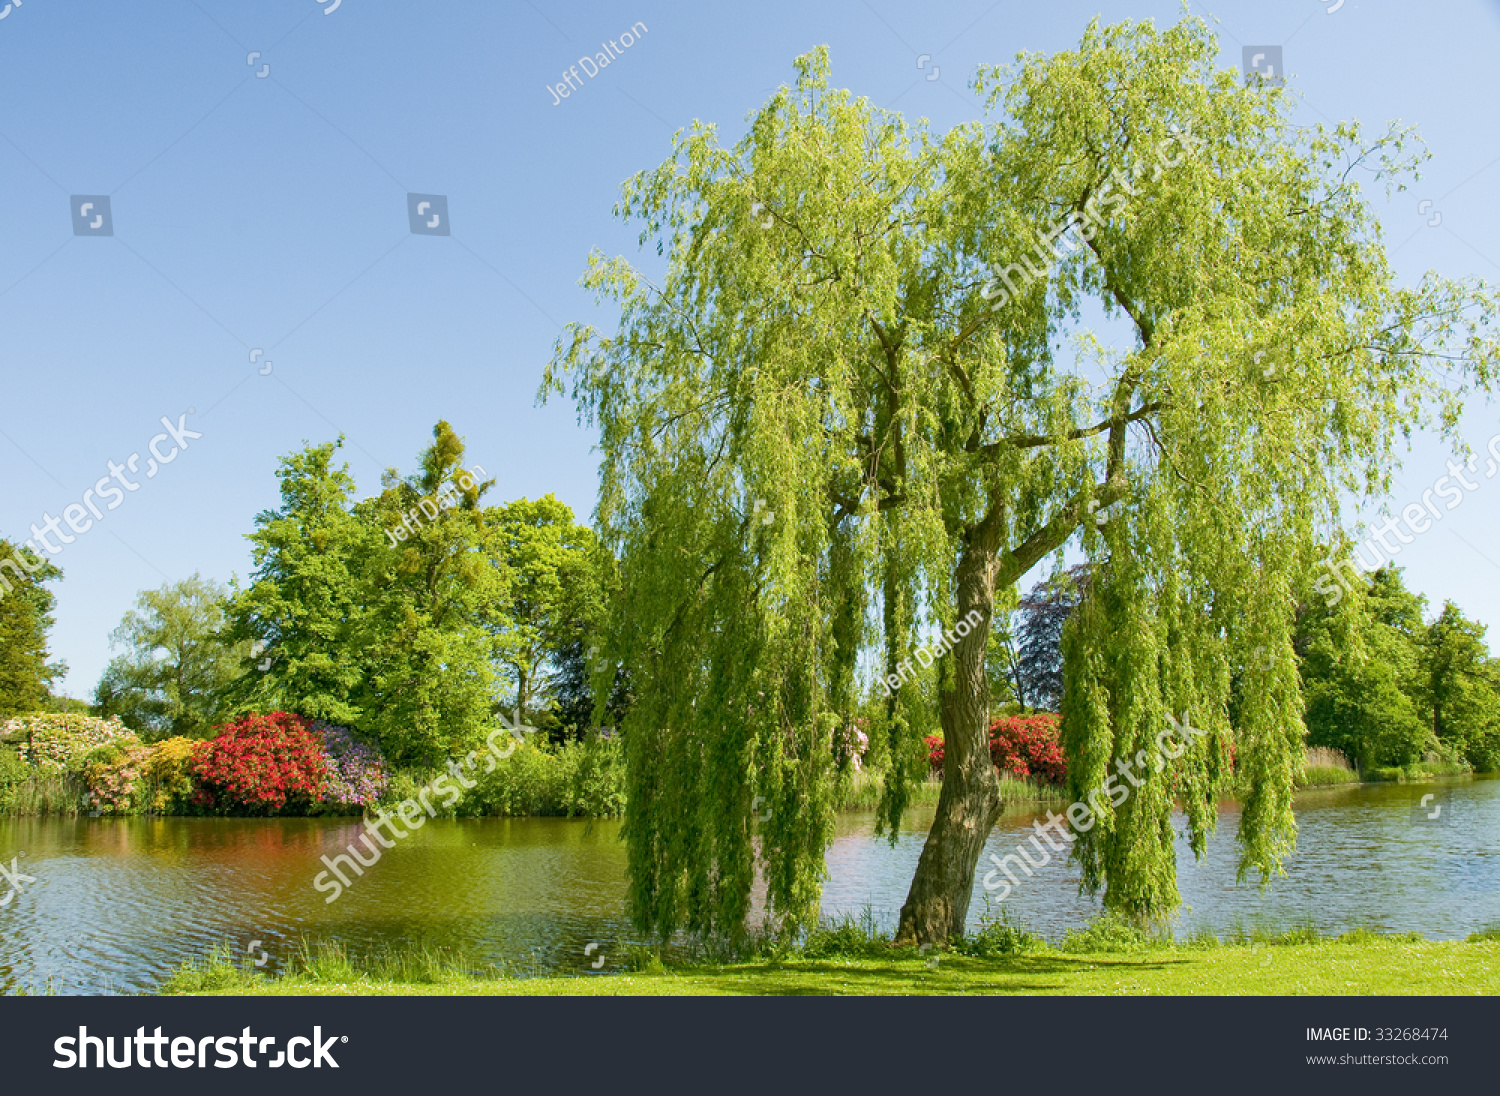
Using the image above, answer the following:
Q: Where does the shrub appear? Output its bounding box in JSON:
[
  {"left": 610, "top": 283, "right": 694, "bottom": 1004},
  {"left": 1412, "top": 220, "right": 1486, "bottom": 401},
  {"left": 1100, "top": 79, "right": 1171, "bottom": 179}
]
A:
[
  {"left": 457, "top": 736, "right": 626, "bottom": 818},
  {"left": 566, "top": 735, "right": 625, "bottom": 817},
  {"left": 141, "top": 736, "right": 200, "bottom": 814},
  {"left": 0, "top": 747, "right": 29, "bottom": 811},
  {"left": 833, "top": 719, "right": 870, "bottom": 772},
  {"left": 463, "top": 739, "right": 561, "bottom": 816},
  {"left": 923, "top": 716, "right": 1067, "bottom": 787},
  {"left": 989, "top": 715, "right": 1067, "bottom": 785},
  {"left": 192, "top": 712, "right": 328, "bottom": 815},
  {"left": 956, "top": 899, "right": 1044, "bottom": 958},
  {"left": 925, "top": 734, "right": 944, "bottom": 771},
  {"left": 800, "top": 911, "right": 890, "bottom": 959},
  {"left": 7, "top": 713, "right": 135, "bottom": 775},
  {"left": 1060, "top": 912, "right": 1154, "bottom": 954},
  {"left": 315, "top": 722, "right": 388, "bottom": 810},
  {"left": 83, "top": 738, "right": 151, "bottom": 814}
]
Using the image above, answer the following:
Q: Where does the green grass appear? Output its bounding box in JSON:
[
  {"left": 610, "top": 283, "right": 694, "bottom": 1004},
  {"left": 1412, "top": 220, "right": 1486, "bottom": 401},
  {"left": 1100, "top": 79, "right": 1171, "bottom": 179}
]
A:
[
  {"left": 156, "top": 922, "right": 1500, "bottom": 997},
  {"left": 832, "top": 770, "right": 1067, "bottom": 812},
  {"left": 1410, "top": 759, "right": 1471, "bottom": 778},
  {"left": 157, "top": 939, "right": 510, "bottom": 995},
  {"left": 1298, "top": 765, "right": 1362, "bottom": 788},
  {"left": 1364, "top": 762, "right": 1473, "bottom": 783}
]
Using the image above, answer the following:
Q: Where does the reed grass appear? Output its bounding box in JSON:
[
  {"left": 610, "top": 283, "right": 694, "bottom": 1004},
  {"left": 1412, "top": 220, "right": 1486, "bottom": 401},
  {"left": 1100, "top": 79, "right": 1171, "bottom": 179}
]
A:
[
  {"left": 1299, "top": 746, "right": 1361, "bottom": 788},
  {"left": 0, "top": 766, "right": 80, "bottom": 816}
]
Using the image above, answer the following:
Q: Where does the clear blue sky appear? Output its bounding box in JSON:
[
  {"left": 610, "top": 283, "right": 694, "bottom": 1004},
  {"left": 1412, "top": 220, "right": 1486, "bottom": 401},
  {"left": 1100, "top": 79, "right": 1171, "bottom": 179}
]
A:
[{"left": 2, "top": 0, "right": 1497, "bottom": 698}]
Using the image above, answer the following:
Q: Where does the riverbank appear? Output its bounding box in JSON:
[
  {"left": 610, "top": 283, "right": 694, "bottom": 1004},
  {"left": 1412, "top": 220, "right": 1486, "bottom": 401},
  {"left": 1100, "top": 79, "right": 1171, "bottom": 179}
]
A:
[
  {"left": 0, "top": 755, "right": 1064, "bottom": 818},
  {"left": 1, "top": 717, "right": 1469, "bottom": 819},
  {"left": 157, "top": 930, "right": 1500, "bottom": 997}
]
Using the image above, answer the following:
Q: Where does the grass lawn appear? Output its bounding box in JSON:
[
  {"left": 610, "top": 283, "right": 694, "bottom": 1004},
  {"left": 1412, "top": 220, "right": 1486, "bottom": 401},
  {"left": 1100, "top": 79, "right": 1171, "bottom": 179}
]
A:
[{"left": 162, "top": 936, "right": 1500, "bottom": 997}]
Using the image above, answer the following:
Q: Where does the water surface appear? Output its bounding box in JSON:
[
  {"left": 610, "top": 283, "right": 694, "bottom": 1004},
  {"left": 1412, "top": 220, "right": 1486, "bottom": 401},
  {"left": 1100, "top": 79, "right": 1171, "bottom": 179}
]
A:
[{"left": 1, "top": 777, "right": 1494, "bottom": 994}]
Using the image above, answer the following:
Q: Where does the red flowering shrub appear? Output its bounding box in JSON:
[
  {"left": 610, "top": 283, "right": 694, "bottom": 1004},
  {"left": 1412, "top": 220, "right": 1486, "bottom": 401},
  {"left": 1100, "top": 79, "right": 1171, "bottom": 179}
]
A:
[
  {"left": 191, "top": 712, "right": 328, "bottom": 815},
  {"left": 924, "top": 716, "right": 1068, "bottom": 786},
  {"left": 989, "top": 714, "right": 1067, "bottom": 785},
  {"left": 925, "top": 735, "right": 944, "bottom": 771}
]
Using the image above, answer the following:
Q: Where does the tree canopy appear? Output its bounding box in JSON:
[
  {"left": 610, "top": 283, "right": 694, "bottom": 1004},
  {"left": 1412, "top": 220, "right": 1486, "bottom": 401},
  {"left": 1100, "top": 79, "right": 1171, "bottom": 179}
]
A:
[
  {"left": 94, "top": 574, "right": 247, "bottom": 740},
  {"left": 547, "top": 12, "right": 1499, "bottom": 945},
  {"left": 226, "top": 423, "right": 501, "bottom": 762},
  {"left": 222, "top": 422, "right": 619, "bottom": 763},
  {"left": 0, "top": 538, "right": 62, "bottom": 721},
  {"left": 487, "top": 495, "right": 607, "bottom": 728}
]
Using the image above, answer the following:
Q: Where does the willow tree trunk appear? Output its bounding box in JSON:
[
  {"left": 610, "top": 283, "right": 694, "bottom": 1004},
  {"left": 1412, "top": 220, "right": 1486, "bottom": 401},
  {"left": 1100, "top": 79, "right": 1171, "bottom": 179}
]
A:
[{"left": 893, "top": 523, "right": 1004, "bottom": 945}]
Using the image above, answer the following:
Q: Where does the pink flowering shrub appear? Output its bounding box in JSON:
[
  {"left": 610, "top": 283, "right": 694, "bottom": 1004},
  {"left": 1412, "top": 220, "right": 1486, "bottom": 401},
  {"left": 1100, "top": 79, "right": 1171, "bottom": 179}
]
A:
[
  {"left": 9, "top": 713, "right": 136, "bottom": 774},
  {"left": 834, "top": 718, "right": 871, "bottom": 772},
  {"left": 83, "top": 739, "right": 151, "bottom": 814}
]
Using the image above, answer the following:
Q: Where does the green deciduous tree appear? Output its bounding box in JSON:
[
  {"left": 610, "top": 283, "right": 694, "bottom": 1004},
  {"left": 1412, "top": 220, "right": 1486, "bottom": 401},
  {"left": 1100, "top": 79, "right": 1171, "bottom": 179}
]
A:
[
  {"left": 226, "top": 439, "right": 373, "bottom": 729},
  {"left": 1295, "top": 567, "right": 1430, "bottom": 769},
  {"left": 357, "top": 421, "right": 503, "bottom": 762},
  {"left": 93, "top": 574, "right": 249, "bottom": 740},
  {"left": 0, "top": 538, "right": 62, "bottom": 720},
  {"left": 486, "top": 495, "right": 607, "bottom": 728},
  {"left": 1421, "top": 601, "right": 1500, "bottom": 771},
  {"left": 546, "top": 17, "right": 1499, "bottom": 943},
  {"left": 227, "top": 423, "right": 511, "bottom": 764}
]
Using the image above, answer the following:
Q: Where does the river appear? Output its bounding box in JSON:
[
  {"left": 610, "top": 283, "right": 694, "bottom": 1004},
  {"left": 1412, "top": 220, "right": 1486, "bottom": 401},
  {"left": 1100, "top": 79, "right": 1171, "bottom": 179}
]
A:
[{"left": 0, "top": 776, "right": 1494, "bottom": 994}]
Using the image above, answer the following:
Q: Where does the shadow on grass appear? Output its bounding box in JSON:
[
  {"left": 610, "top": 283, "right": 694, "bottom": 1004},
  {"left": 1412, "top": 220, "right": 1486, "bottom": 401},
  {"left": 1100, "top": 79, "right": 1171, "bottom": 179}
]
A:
[{"left": 664, "top": 953, "right": 1189, "bottom": 996}]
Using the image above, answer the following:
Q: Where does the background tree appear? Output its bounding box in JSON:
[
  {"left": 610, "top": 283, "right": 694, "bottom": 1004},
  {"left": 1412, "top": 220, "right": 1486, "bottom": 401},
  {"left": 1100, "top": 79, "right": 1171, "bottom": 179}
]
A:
[
  {"left": 357, "top": 420, "right": 503, "bottom": 762},
  {"left": 984, "top": 613, "right": 1024, "bottom": 712},
  {"left": 550, "top": 636, "right": 633, "bottom": 742},
  {"left": 1294, "top": 567, "right": 1429, "bottom": 769},
  {"left": 227, "top": 423, "right": 513, "bottom": 764},
  {"left": 547, "top": 17, "right": 1498, "bottom": 944},
  {"left": 1421, "top": 602, "right": 1500, "bottom": 771},
  {"left": 225, "top": 438, "right": 373, "bottom": 729},
  {"left": 0, "top": 538, "right": 62, "bottom": 720},
  {"left": 486, "top": 495, "right": 605, "bottom": 728},
  {"left": 530, "top": 533, "right": 630, "bottom": 743},
  {"left": 1014, "top": 565, "right": 1091, "bottom": 713},
  {"left": 93, "top": 574, "right": 248, "bottom": 740}
]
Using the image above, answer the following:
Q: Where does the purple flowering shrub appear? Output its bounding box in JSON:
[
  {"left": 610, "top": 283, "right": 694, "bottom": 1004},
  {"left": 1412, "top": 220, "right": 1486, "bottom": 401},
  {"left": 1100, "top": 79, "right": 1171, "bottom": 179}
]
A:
[{"left": 315, "top": 722, "right": 388, "bottom": 809}]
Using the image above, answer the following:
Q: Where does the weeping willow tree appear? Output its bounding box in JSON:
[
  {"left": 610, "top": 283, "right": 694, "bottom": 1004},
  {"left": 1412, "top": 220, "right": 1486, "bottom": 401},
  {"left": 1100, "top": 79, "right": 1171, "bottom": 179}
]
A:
[{"left": 543, "top": 15, "right": 1498, "bottom": 945}]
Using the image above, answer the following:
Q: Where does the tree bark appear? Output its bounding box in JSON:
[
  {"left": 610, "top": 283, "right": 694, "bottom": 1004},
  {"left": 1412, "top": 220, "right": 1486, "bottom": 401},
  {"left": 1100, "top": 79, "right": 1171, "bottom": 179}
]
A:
[
  {"left": 891, "top": 483, "right": 1118, "bottom": 945},
  {"left": 893, "top": 518, "right": 1004, "bottom": 945}
]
